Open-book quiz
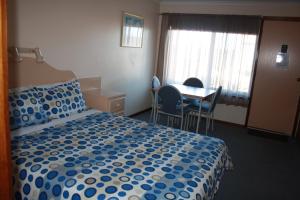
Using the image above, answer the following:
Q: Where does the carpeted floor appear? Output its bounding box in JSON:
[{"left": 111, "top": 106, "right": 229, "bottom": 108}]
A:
[{"left": 131, "top": 110, "right": 300, "bottom": 200}]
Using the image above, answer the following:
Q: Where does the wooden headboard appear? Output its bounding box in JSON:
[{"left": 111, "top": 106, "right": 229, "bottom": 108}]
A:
[
  {"left": 9, "top": 57, "right": 76, "bottom": 89},
  {"left": 8, "top": 57, "right": 101, "bottom": 92}
]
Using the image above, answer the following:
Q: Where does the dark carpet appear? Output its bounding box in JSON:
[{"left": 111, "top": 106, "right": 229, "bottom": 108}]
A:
[{"left": 131, "top": 110, "right": 300, "bottom": 200}]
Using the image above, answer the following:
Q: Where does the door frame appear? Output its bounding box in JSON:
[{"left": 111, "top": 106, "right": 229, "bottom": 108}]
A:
[
  {"left": 245, "top": 16, "right": 300, "bottom": 138},
  {"left": 292, "top": 97, "right": 300, "bottom": 139},
  {"left": 0, "top": 0, "right": 12, "bottom": 199}
]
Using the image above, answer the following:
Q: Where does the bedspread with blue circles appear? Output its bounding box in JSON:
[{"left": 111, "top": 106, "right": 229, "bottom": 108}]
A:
[{"left": 11, "top": 112, "right": 233, "bottom": 200}]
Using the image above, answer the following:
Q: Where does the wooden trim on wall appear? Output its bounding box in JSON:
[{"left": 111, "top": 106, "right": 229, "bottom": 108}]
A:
[
  {"left": 0, "top": 0, "right": 12, "bottom": 199},
  {"left": 245, "top": 19, "right": 264, "bottom": 127},
  {"left": 129, "top": 107, "right": 151, "bottom": 118},
  {"left": 292, "top": 97, "right": 300, "bottom": 138},
  {"left": 263, "top": 16, "right": 300, "bottom": 22},
  {"left": 247, "top": 127, "right": 289, "bottom": 141},
  {"left": 214, "top": 119, "right": 245, "bottom": 128}
]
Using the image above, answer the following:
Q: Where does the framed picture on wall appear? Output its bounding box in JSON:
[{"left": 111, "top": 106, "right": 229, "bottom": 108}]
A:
[{"left": 121, "top": 12, "right": 144, "bottom": 48}]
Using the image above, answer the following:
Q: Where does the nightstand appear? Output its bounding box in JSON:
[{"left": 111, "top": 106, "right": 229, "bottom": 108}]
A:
[
  {"left": 83, "top": 89, "right": 126, "bottom": 116},
  {"left": 98, "top": 89, "right": 126, "bottom": 116}
]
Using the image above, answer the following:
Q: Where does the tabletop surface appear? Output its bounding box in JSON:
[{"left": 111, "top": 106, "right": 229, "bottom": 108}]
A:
[{"left": 171, "top": 84, "right": 216, "bottom": 99}]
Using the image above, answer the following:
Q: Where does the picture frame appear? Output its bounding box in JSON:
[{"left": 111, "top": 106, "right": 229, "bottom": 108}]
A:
[{"left": 121, "top": 12, "right": 144, "bottom": 48}]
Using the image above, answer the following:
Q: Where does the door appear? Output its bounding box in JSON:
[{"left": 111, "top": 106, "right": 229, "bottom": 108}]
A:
[
  {"left": 248, "top": 19, "right": 300, "bottom": 136},
  {"left": 0, "top": 0, "right": 12, "bottom": 199}
]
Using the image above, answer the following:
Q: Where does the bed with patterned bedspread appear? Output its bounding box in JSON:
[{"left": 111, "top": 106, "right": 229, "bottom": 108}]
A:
[{"left": 11, "top": 110, "right": 232, "bottom": 200}]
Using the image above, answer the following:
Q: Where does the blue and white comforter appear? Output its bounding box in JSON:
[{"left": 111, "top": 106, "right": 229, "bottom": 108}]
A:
[{"left": 12, "top": 111, "right": 232, "bottom": 200}]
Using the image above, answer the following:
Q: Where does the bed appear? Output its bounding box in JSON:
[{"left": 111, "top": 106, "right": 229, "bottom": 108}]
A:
[{"left": 9, "top": 57, "right": 232, "bottom": 200}]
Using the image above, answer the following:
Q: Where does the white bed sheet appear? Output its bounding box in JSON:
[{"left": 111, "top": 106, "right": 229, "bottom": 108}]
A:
[{"left": 11, "top": 109, "right": 101, "bottom": 137}]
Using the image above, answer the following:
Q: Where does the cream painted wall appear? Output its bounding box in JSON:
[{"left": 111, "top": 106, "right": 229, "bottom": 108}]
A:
[
  {"left": 160, "top": 1, "right": 300, "bottom": 16},
  {"left": 159, "top": 0, "right": 300, "bottom": 125},
  {"left": 8, "top": 0, "right": 159, "bottom": 116}
]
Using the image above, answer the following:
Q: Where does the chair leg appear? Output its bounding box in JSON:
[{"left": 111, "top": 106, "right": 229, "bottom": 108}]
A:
[
  {"left": 184, "top": 114, "right": 189, "bottom": 131},
  {"left": 149, "top": 107, "right": 154, "bottom": 123},
  {"left": 186, "top": 114, "right": 190, "bottom": 131},
  {"left": 180, "top": 116, "right": 183, "bottom": 130},
  {"left": 205, "top": 116, "right": 211, "bottom": 135},
  {"left": 211, "top": 113, "right": 214, "bottom": 131},
  {"left": 193, "top": 113, "right": 198, "bottom": 129},
  {"left": 205, "top": 117, "right": 207, "bottom": 135},
  {"left": 190, "top": 113, "right": 195, "bottom": 130},
  {"left": 191, "top": 113, "right": 195, "bottom": 129},
  {"left": 155, "top": 112, "right": 159, "bottom": 125}
]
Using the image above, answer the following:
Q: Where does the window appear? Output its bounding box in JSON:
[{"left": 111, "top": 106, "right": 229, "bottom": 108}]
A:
[{"left": 164, "top": 30, "right": 257, "bottom": 99}]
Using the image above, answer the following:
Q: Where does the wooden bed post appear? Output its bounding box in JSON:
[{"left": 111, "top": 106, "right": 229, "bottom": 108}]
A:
[{"left": 0, "top": 0, "right": 12, "bottom": 199}]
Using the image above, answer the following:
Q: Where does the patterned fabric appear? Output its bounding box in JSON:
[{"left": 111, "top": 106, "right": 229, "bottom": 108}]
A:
[
  {"left": 12, "top": 112, "right": 233, "bottom": 200},
  {"left": 8, "top": 88, "right": 47, "bottom": 130},
  {"left": 35, "top": 79, "right": 86, "bottom": 119}
]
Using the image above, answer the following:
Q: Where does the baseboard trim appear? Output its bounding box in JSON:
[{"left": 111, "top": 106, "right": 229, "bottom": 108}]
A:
[
  {"left": 129, "top": 109, "right": 246, "bottom": 128},
  {"left": 214, "top": 119, "right": 245, "bottom": 127},
  {"left": 129, "top": 108, "right": 151, "bottom": 117},
  {"left": 247, "top": 127, "right": 290, "bottom": 141}
]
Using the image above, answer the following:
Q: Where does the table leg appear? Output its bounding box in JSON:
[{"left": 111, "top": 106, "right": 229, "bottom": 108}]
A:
[{"left": 196, "top": 100, "right": 202, "bottom": 133}]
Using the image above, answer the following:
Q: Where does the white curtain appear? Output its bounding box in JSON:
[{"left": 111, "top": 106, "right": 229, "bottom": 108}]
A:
[{"left": 163, "top": 30, "right": 257, "bottom": 99}]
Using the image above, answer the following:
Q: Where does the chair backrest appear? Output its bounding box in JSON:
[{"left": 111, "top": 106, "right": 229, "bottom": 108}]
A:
[
  {"left": 151, "top": 76, "right": 161, "bottom": 97},
  {"left": 183, "top": 77, "right": 204, "bottom": 88},
  {"left": 158, "top": 85, "right": 182, "bottom": 115},
  {"left": 209, "top": 86, "right": 222, "bottom": 113},
  {"left": 152, "top": 76, "right": 161, "bottom": 89}
]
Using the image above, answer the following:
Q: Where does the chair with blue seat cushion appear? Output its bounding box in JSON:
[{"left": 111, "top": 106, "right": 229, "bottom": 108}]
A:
[
  {"left": 156, "top": 85, "right": 190, "bottom": 130},
  {"left": 8, "top": 88, "right": 48, "bottom": 130},
  {"left": 149, "top": 76, "right": 161, "bottom": 123},
  {"left": 188, "top": 86, "right": 222, "bottom": 134},
  {"left": 183, "top": 77, "right": 204, "bottom": 106},
  {"left": 183, "top": 77, "right": 204, "bottom": 88}
]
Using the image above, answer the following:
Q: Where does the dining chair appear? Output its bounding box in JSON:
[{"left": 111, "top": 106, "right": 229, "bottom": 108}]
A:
[
  {"left": 183, "top": 77, "right": 204, "bottom": 88},
  {"left": 156, "top": 85, "right": 189, "bottom": 130},
  {"left": 202, "top": 86, "right": 222, "bottom": 133},
  {"left": 188, "top": 86, "right": 222, "bottom": 134},
  {"left": 149, "top": 76, "right": 161, "bottom": 122},
  {"left": 182, "top": 77, "right": 204, "bottom": 127},
  {"left": 183, "top": 77, "right": 204, "bottom": 105}
]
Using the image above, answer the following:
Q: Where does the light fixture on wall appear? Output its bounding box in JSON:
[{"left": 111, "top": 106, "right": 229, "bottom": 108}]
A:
[
  {"left": 276, "top": 44, "right": 289, "bottom": 68},
  {"left": 9, "top": 47, "right": 44, "bottom": 63}
]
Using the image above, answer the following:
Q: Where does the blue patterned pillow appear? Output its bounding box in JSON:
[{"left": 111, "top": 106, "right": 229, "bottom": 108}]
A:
[
  {"left": 35, "top": 79, "right": 87, "bottom": 119},
  {"left": 8, "top": 88, "right": 48, "bottom": 130}
]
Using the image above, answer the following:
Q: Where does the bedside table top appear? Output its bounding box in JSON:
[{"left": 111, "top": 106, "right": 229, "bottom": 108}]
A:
[
  {"left": 83, "top": 88, "right": 125, "bottom": 99},
  {"left": 100, "top": 89, "right": 126, "bottom": 99}
]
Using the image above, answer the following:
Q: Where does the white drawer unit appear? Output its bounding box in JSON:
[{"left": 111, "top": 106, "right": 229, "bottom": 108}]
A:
[
  {"left": 110, "top": 98, "right": 125, "bottom": 113},
  {"left": 83, "top": 89, "right": 126, "bottom": 116}
]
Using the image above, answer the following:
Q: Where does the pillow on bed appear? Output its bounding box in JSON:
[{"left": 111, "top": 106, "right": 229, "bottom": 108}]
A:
[
  {"left": 8, "top": 88, "right": 48, "bottom": 130},
  {"left": 35, "top": 79, "right": 87, "bottom": 119}
]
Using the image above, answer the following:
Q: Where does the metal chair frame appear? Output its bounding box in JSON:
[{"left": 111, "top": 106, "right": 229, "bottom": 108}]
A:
[
  {"left": 187, "top": 86, "right": 222, "bottom": 135},
  {"left": 149, "top": 76, "right": 160, "bottom": 123},
  {"left": 155, "top": 85, "right": 189, "bottom": 130}
]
